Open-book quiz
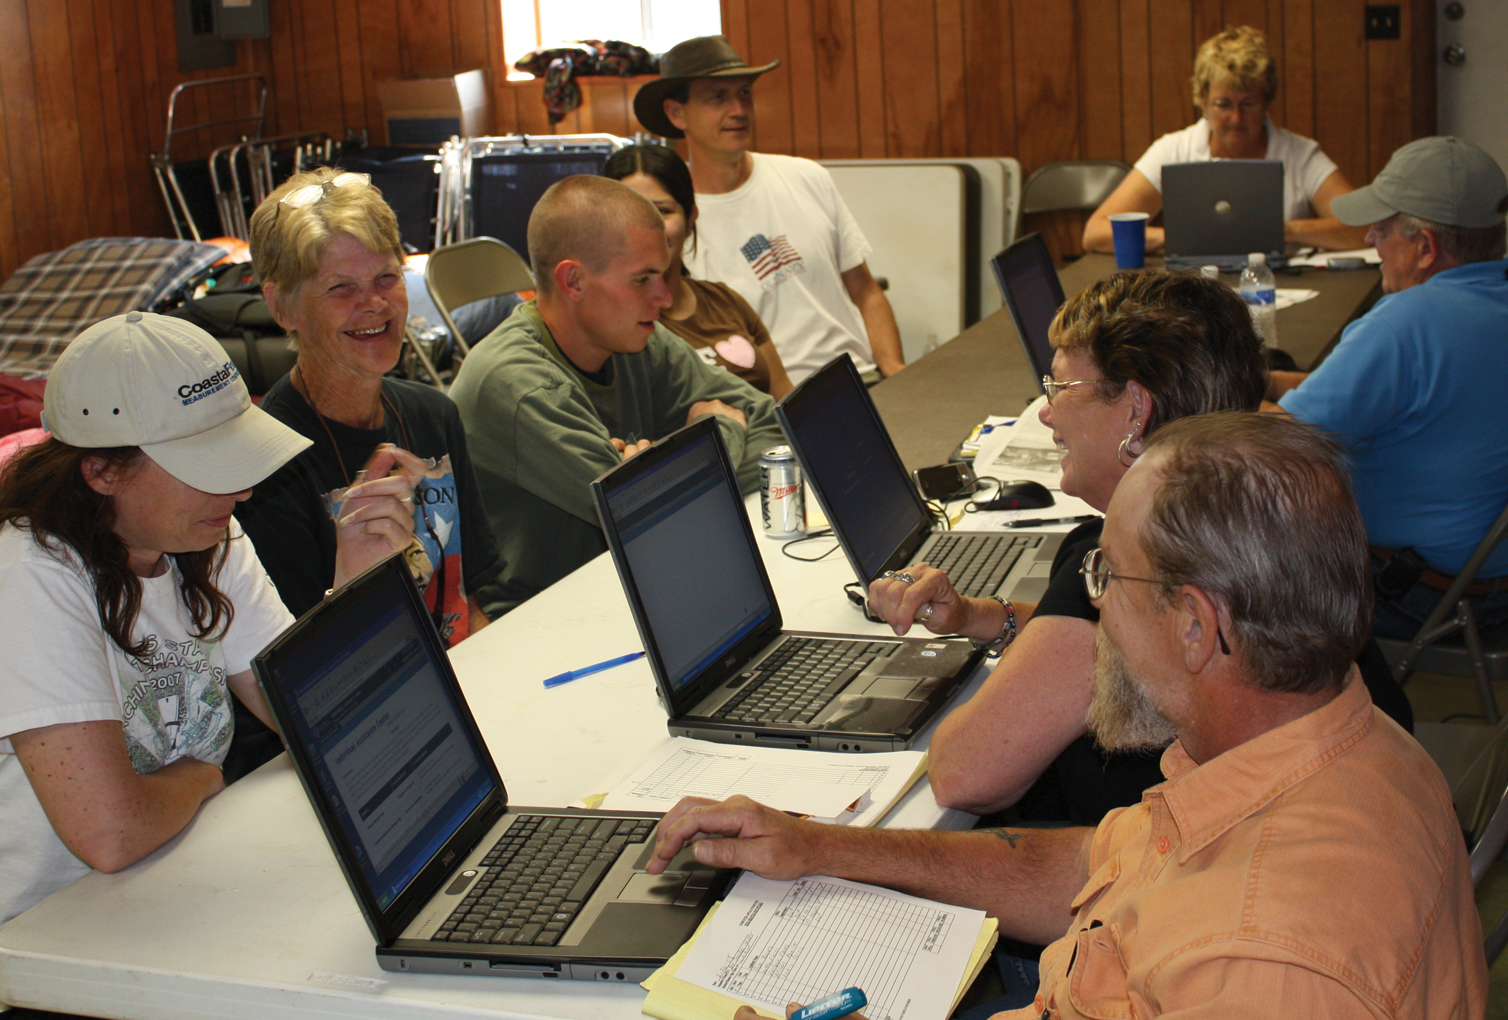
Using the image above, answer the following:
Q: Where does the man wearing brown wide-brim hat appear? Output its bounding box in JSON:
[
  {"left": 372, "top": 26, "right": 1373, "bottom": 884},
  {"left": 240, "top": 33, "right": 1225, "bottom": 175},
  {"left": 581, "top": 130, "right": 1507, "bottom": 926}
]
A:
[{"left": 631, "top": 36, "right": 906, "bottom": 384}]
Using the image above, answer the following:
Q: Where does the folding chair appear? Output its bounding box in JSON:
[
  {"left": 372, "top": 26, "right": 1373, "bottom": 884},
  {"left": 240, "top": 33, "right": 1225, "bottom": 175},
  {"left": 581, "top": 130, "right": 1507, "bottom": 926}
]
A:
[
  {"left": 1414, "top": 716, "right": 1508, "bottom": 964},
  {"left": 1377, "top": 501, "right": 1508, "bottom": 724},
  {"left": 1016, "top": 160, "right": 1131, "bottom": 240},
  {"left": 424, "top": 237, "right": 536, "bottom": 368}
]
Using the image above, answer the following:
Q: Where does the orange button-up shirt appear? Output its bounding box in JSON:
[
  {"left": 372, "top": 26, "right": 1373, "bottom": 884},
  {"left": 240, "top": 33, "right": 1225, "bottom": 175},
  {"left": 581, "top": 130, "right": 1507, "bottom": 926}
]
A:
[{"left": 1005, "top": 678, "right": 1485, "bottom": 1018}]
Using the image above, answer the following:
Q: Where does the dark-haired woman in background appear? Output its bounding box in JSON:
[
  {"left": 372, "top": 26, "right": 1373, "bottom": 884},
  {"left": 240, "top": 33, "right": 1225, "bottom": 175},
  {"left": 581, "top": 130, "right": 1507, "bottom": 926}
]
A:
[{"left": 604, "top": 144, "right": 793, "bottom": 400}]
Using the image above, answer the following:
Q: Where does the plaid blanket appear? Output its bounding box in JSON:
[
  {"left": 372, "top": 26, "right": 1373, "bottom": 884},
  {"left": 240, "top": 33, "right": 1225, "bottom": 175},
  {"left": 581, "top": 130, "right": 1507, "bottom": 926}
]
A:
[{"left": 0, "top": 237, "right": 225, "bottom": 378}]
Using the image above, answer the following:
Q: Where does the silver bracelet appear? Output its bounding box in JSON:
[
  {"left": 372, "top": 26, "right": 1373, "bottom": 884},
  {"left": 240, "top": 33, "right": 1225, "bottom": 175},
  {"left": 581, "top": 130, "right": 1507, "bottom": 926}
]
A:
[{"left": 969, "top": 596, "right": 1016, "bottom": 658}]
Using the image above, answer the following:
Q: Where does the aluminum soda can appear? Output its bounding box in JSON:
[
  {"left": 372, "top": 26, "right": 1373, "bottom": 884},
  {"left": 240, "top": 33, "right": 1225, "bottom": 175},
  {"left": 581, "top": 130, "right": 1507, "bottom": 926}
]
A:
[{"left": 760, "top": 446, "right": 805, "bottom": 539}]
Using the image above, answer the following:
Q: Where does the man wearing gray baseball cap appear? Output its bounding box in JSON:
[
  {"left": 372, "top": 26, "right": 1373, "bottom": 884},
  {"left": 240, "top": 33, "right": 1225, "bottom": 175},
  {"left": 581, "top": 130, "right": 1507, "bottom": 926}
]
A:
[{"left": 1268, "top": 136, "right": 1508, "bottom": 640}]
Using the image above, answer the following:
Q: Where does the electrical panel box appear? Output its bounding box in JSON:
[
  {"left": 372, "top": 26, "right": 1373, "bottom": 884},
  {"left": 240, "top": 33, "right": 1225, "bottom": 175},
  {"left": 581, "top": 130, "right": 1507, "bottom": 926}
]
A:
[{"left": 217, "top": 0, "right": 270, "bottom": 40}]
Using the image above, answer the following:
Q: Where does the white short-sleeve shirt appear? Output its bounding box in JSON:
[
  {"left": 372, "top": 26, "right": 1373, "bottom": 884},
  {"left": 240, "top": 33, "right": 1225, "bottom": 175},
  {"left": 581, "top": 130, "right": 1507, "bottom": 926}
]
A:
[
  {"left": 0, "top": 522, "right": 293, "bottom": 923},
  {"left": 1133, "top": 119, "right": 1340, "bottom": 221},
  {"left": 685, "top": 153, "right": 875, "bottom": 385}
]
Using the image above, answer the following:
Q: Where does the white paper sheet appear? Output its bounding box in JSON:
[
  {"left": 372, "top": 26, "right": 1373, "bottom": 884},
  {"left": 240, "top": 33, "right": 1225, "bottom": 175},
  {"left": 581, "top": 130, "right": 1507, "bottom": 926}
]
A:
[
  {"left": 596, "top": 738, "right": 925, "bottom": 826},
  {"left": 1274, "top": 287, "right": 1319, "bottom": 310},
  {"left": 972, "top": 395, "right": 1065, "bottom": 489},
  {"left": 678, "top": 873, "right": 987, "bottom": 1020}
]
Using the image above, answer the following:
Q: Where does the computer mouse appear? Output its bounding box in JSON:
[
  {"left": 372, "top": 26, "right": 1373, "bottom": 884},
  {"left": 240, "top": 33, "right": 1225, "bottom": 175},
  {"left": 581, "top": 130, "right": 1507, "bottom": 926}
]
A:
[{"left": 974, "top": 480, "right": 1055, "bottom": 511}]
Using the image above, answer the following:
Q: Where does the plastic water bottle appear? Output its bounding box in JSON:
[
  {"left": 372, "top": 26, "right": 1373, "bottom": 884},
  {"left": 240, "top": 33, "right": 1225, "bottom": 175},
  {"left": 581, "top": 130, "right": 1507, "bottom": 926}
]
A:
[{"left": 1239, "top": 253, "right": 1278, "bottom": 347}]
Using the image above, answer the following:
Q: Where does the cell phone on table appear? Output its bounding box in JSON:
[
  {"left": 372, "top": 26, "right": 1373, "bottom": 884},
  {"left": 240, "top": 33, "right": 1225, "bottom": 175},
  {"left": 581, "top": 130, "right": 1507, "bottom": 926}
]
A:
[{"left": 912, "top": 462, "right": 977, "bottom": 501}]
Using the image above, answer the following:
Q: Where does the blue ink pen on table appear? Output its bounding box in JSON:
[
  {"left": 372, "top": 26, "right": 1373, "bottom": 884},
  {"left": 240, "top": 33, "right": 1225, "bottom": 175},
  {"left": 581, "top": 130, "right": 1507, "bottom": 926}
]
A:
[
  {"left": 542, "top": 651, "right": 646, "bottom": 688},
  {"left": 790, "top": 987, "right": 868, "bottom": 1020}
]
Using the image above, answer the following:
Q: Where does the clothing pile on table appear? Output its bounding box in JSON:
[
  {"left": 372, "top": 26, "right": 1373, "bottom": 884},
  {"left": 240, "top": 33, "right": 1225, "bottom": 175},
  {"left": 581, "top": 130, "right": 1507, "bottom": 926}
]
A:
[
  {"left": 513, "top": 41, "right": 658, "bottom": 124},
  {"left": 0, "top": 236, "right": 226, "bottom": 435}
]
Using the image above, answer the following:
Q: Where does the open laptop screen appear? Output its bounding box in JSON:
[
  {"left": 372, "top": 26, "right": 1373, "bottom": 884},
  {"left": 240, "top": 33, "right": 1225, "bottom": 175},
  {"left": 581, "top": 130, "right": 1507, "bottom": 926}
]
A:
[
  {"left": 602, "top": 427, "right": 774, "bottom": 694},
  {"left": 268, "top": 566, "right": 494, "bottom": 911},
  {"left": 991, "top": 233, "right": 1065, "bottom": 388},
  {"left": 777, "top": 356, "right": 927, "bottom": 582}
]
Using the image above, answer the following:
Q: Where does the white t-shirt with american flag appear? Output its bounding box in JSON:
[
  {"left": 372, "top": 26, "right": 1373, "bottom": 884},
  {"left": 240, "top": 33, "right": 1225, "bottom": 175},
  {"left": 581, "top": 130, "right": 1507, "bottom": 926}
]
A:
[{"left": 686, "top": 153, "right": 875, "bottom": 385}]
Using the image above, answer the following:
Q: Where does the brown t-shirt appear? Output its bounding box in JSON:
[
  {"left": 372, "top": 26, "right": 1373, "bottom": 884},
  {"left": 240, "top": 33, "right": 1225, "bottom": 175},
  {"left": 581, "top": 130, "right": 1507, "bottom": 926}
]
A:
[{"left": 660, "top": 277, "right": 778, "bottom": 394}]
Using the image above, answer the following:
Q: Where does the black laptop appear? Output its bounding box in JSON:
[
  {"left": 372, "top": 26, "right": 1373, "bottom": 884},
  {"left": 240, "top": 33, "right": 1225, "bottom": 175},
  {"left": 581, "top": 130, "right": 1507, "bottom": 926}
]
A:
[
  {"left": 991, "top": 233, "right": 1066, "bottom": 392},
  {"left": 1163, "top": 160, "right": 1286, "bottom": 270},
  {"left": 776, "top": 355, "right": 1064, "bottom": 606},
  {"left": 253, "top": 555, "right": 725, "bottom": 981},
  {"left": 592, "top": 417, "right": 982, "bottom": 753}
]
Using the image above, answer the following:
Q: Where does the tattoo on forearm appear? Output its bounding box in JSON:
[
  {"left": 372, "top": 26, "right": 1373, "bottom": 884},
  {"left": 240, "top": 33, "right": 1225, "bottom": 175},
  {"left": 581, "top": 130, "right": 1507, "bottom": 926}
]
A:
[{"left": 987, "top": 829, "right": 1023, "bottom": 848}]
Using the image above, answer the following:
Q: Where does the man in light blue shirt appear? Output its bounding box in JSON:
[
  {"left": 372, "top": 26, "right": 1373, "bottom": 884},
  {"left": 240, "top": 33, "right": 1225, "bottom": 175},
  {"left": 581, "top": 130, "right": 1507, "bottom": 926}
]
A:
[{"left": 1268, "top": 136, "right": 1508, "bottom": 639}]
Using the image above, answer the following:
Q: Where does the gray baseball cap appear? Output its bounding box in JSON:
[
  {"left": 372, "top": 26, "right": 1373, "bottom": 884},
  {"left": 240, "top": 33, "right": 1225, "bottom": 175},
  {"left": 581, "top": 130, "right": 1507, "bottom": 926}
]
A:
[{"left": 1332, "top": 136, "right": 1508, "bottom": 229}]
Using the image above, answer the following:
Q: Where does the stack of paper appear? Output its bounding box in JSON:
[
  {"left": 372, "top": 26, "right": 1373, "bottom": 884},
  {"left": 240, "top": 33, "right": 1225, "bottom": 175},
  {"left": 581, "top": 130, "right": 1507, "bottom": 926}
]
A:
[
  {"left": 586, "top": 738, "right": 928, "bottom": 827},
  {"left": 971, "top": 395, "right": 1062, "bottom": 489},
  {"left": 643, "top": 873, "right": 998, "bottom": 1020}
]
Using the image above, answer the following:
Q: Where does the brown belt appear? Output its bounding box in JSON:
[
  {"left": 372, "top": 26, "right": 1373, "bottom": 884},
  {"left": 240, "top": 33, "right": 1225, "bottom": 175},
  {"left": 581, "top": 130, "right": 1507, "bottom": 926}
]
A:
[{"left": 1370, "top": 546, "right": 1508, "bottom": 597}]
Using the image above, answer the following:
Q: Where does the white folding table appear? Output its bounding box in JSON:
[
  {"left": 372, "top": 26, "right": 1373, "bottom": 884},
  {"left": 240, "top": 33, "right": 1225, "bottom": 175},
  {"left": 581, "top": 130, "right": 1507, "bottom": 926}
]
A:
[{"left": 0, "top": 496, "right": 986, "bottom": 1019}]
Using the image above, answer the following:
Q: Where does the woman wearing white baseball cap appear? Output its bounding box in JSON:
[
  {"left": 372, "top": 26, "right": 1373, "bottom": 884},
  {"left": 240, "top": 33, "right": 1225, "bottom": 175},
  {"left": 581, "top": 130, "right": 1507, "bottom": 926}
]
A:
[{"left": 0, "top": 311, "right": 419, "bottom": 925}]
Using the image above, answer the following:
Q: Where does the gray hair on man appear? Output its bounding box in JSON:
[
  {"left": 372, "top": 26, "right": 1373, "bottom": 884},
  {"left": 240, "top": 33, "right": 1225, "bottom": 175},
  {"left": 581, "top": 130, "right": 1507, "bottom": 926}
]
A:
[
  {"left": 1138, "top": 412, "right": 1371, "bottom": 695},
  {"left": 1394, "top": 212, "right": 1507, "bottom": 264}
]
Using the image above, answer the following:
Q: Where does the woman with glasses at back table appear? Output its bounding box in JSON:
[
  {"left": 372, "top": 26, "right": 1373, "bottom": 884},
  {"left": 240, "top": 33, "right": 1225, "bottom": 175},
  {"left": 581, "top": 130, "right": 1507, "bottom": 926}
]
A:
[
  {"left": 1083, "top": 26, "right": 1367, "bottom": 255},
  {"left": 870, "top": 270, "right": 1412, "bottom": 825},
  {"left": 230, "top": 168, "right": 506, "bottom": 781}
]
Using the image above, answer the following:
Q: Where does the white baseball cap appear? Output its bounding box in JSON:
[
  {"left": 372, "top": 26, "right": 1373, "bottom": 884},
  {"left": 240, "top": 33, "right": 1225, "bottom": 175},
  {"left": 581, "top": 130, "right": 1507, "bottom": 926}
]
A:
[{"left": 42, "top": 311, "right": 311, "bottom": 492}]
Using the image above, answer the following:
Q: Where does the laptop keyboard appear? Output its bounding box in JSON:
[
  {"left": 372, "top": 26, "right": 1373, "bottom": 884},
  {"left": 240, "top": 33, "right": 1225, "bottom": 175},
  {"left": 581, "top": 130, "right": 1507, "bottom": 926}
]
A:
[
  {"left": 926, "top": 533, "right": 1039, "bottom": 597},
  {"left": 432, "top": 814, "right": 654, "bottom": 946},
  {"left": 714, "top": 637, "right": 893, "bottom": 725}
]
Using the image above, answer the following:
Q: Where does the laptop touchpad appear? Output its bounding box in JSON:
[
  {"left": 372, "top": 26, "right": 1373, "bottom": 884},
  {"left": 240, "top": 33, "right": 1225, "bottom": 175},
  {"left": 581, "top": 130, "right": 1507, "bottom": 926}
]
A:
[
  {"left": 618, "top": 873, "right": 688, "bottom": 903},
  {"left": 858, "top": 677, "right": 919, "bottom": 699}
]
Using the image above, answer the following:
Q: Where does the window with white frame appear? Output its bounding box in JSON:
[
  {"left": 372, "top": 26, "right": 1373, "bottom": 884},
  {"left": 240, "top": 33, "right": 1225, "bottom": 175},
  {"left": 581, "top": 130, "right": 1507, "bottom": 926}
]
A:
[{"left": 503, "top": 0, "right": 723, "bottom": 81}]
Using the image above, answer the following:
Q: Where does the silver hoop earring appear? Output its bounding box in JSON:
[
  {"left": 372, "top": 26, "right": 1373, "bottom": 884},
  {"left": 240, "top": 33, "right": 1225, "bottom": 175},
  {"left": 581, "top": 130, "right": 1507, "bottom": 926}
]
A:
[{"left": 1117, "top": 424, "right": 1141, "bottom": 467}]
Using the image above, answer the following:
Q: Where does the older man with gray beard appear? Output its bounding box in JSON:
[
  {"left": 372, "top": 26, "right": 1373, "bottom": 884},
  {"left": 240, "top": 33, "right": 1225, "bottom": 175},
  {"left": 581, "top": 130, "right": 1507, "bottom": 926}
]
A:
[{"left": 646, "top": 413, "right": 1484, "bottom": 1019}]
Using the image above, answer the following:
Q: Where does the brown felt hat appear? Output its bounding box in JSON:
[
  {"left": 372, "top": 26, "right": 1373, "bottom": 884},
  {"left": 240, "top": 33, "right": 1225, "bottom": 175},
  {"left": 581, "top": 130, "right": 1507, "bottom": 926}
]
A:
[{"left": 632, "top": 36, "right": 779, "bottom": 139}]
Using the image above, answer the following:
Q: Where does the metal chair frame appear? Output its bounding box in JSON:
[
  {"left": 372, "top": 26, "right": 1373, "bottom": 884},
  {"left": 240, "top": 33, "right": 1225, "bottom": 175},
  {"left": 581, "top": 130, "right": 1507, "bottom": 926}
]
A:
[
  {"left": 151, "top": 74, "right": 268, "bottom": 241},
  {"left": 1016, "top": 159, "right": 1131, "bottom": 241},
  {"left": 424, "top": 237, "right": 537, "bottom": 361},
  {"left": 434, "top": 134, "right": 630, "bottom": 248},
  {"left": 1383, "top": 500, "right": 1508, "bottom": 724}
]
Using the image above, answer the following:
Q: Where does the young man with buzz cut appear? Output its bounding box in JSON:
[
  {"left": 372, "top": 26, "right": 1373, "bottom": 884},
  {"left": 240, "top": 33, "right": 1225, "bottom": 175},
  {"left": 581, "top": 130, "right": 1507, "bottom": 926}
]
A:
[
  {"left": 633, "top": 35, "right": 906, "bottom": 386},
  {"left": 449, "top": 175, "right": 784, "bottom": 615}
]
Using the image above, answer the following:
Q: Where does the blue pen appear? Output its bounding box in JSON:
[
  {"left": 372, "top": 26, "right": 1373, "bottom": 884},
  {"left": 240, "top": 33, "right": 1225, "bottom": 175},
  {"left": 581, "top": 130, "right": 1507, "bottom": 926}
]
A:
[
  {"left": 790, "top": 988, "right": 867, "bottom": 1020},
  {"left": 542, "top": 651, "right": 646, "bottom": 688}
]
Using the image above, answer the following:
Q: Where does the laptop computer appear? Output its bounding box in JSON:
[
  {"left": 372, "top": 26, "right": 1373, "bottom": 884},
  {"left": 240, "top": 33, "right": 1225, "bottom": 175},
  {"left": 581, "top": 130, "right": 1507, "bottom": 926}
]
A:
[
  {"left": 252, "top": 555, "right": 726, "bottom": 981},
  {"left": 592, "top": 416, "right": 983, "bottom": 753},
  {"left": 991, "top": 232, "right": 1066, "bottom": 393},
  {"left": 1163, "top": 160, "right": 1286, "bottom": 270},
  {"left": 776, "top": 355, "right": 1064, "bottom": 608}
]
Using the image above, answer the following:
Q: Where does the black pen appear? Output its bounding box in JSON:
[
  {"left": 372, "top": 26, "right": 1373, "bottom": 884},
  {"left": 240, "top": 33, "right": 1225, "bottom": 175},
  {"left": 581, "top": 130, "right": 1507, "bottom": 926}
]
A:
[{"left": 1003, "top": 513, "right": 1101, "bottom": 529}]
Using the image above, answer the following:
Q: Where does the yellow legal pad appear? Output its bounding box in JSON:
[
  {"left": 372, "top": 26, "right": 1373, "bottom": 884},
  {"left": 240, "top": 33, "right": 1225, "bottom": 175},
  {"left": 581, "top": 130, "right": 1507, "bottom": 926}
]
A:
[{"left": 641, "top": 899, "right": 999, "bottom": 1020}]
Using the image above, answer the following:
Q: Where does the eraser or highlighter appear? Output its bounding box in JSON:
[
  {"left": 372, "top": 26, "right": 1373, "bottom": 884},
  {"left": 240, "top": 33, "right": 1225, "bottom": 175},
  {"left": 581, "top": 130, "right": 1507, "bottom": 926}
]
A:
[{"left": 790, "top": 987, "right": 868, "bottom": 1020}]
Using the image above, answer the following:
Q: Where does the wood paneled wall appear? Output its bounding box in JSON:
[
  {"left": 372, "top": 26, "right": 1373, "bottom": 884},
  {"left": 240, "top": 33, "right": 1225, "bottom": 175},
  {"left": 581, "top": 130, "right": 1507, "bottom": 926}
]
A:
[{"left": 0, "top": 0, "right": 1435, "bottom": 280}]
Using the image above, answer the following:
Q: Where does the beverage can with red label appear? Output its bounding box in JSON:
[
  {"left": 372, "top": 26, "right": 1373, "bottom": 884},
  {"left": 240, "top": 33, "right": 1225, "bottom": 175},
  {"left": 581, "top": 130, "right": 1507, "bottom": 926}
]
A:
[{"left": 760, "top": 446, "right": 805, "bottom": 539}]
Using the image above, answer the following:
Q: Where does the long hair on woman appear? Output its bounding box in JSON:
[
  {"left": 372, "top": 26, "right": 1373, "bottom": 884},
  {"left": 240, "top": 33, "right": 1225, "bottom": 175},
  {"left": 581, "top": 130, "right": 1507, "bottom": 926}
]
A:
[{"left": 0, "top": 439, "right": 234, "bottom": 658}]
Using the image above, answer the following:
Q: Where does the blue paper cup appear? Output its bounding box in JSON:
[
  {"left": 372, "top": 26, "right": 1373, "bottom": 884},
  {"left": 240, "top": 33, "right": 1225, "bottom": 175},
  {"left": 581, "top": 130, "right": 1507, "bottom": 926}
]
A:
[{"left": 1109, "top": 212, "right": 1151, "bottom": 269}]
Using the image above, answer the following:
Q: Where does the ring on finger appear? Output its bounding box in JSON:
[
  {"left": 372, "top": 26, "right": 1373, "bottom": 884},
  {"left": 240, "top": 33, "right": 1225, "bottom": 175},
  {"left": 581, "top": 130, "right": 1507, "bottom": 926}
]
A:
[
  {"left": 918, "top": 602, "right": 935, "bottom": 623},
  {"left": 895, "top": 571, "right": 916, "bottom": 584}
]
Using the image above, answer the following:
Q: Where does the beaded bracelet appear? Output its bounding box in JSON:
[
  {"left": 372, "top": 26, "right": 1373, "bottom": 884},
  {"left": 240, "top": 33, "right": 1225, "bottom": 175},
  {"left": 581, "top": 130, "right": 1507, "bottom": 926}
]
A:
[{"left": 969, "top": 595, "right": 1017, "bottom": 658}]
